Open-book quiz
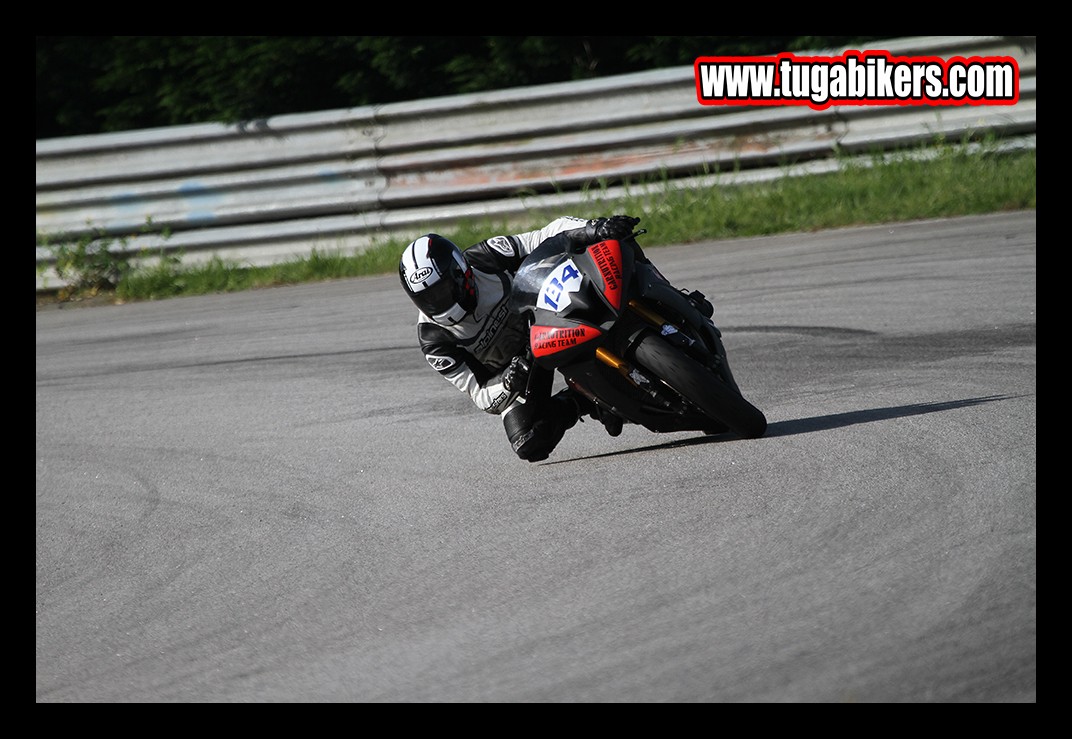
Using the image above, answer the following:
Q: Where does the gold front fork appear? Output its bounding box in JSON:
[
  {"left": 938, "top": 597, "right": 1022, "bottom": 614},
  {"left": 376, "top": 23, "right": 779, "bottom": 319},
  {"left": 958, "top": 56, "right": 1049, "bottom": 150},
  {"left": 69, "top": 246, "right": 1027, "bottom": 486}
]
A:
[
  {"left": 626, "top": 298, "right": 667, "bottom": 328},
  {"left": 595, "top": 346, "right": 628, "bottom": 374},
  {"left": 595, "top": 339, "right": 669, "bottom": 407}
]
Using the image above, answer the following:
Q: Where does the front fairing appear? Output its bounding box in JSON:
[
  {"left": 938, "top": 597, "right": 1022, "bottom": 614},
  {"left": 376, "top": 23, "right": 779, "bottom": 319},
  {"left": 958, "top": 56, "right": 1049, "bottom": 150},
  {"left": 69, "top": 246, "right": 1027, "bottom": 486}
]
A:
[
  {"left": 510, "top": 237, "right": 636, "bottom": 368},
  {"left": 509, "top": 238, "right": 578, "bottom": 317},
  {"left": 510, "top": 237, "right": 634, "bottom": 323}
]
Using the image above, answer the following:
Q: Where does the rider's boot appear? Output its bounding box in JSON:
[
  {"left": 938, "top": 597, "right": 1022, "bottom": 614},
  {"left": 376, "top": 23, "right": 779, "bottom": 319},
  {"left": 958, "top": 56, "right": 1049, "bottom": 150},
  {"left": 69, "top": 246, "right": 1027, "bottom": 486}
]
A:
[
  {"left": 594, "top": 406, "right": 623, "bottom": 437},
  {"left": 505, "top": 391, "right": 580, "bottom": 463}
]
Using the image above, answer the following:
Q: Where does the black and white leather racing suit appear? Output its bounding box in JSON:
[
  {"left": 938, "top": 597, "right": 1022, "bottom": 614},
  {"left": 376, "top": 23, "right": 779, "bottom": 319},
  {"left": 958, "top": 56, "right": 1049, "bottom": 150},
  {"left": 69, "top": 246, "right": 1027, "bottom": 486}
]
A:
[{"left": 413, "top": 216, "right": 594, "bottom": 461}]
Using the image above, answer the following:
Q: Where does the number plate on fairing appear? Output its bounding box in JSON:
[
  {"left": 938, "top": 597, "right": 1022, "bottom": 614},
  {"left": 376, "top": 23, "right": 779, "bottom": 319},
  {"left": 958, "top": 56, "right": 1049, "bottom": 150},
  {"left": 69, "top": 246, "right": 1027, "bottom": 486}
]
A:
[{"left": 537, "top": 259, "right": 582, "bottom": 313}]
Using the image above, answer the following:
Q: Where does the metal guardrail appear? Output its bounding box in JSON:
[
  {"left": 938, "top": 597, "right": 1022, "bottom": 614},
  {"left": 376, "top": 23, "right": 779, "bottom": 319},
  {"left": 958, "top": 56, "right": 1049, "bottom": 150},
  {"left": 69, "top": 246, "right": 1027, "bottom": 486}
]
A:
[{"left": 35, "top": 35, "right": 1037, "bottom": 292}]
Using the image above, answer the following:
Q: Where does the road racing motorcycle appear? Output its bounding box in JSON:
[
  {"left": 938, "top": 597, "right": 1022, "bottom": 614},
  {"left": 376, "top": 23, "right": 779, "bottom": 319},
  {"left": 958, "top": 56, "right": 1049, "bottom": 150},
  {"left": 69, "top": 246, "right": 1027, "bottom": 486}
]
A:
[{"left": 509, "top": 228, "right": 767, "bottom": 440}]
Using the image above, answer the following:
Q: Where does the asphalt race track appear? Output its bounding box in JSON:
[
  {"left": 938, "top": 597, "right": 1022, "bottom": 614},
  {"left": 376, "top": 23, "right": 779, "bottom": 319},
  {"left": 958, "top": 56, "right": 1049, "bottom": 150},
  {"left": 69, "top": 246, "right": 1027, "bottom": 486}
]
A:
[{"left": 36, "top": 211, "right": 1036, "bottom": 703}]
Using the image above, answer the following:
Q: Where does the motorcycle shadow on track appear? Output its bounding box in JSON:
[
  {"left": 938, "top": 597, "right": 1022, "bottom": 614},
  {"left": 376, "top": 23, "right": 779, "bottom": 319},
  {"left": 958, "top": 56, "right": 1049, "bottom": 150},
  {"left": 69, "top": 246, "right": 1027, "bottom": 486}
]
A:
[{"left": 543, "top": 395, "right": 1017, "bottom": 464}]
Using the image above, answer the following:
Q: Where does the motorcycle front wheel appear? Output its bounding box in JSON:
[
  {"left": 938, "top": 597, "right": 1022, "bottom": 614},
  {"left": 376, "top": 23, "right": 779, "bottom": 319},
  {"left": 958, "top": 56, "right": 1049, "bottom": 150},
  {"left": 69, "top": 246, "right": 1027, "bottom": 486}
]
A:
[{"left": 632, "top": 332, "right": 767, "bottom": 439}]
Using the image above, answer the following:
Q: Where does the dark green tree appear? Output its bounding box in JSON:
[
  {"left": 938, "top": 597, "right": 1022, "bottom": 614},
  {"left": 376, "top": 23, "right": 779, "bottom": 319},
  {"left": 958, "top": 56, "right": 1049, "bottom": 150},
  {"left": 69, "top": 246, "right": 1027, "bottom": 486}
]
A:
[{"left": 37, "top": 36, "right": 895, "bottom": 139}]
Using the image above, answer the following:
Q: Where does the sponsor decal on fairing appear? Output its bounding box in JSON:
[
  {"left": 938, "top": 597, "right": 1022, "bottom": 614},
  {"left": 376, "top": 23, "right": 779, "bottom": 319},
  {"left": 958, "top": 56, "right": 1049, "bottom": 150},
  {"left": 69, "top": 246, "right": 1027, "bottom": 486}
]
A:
[
  {"left": 587, "top": 240, "right": 623, "bottom": 309},
  {"left": 530, "top": 325, "right": 602, "bottom": 358},
  {"left": 537, "top": 259, "right": 583, "bottom": 312}
]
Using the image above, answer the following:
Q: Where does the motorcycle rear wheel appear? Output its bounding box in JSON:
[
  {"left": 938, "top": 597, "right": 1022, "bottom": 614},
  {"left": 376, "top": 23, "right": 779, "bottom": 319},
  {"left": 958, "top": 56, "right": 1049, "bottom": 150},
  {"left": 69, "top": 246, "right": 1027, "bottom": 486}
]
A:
[{"left": 632, "top": 332, "right": 767, "bottom": 439}]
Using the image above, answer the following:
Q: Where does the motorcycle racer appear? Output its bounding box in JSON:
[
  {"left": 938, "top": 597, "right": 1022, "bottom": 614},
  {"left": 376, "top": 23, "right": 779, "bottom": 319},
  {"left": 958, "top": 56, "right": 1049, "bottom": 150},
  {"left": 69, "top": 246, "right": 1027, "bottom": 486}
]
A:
[{"left": 399, "top": 215, "right": 639, "bottom": 462}]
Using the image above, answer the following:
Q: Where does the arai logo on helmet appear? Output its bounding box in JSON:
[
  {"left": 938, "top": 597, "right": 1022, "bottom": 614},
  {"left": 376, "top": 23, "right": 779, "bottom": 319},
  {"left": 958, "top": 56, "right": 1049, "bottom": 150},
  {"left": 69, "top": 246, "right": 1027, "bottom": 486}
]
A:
[{"left": 410, "top": 267, "right": 433, "bottom": 283}]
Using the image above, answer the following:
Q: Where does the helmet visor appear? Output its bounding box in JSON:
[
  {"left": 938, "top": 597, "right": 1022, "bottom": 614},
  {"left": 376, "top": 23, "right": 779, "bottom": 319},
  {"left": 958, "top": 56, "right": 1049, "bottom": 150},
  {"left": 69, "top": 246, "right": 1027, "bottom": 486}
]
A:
[
  {"left": 415, "top": 264, "right": 474, "bottom": 325},
  {"left": 410, "top": 272, "right": 456, "bottom": 316}
]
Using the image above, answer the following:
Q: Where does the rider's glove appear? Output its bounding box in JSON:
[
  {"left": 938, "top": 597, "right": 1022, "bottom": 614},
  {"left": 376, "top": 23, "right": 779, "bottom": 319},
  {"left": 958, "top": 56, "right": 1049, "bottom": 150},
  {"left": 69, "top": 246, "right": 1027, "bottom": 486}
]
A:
[
  {"left": 501, "top": 355, "right": 531, "bottom": 393},
  {"left": 586, "top": 215, "right": 641, "bottom": 242}
]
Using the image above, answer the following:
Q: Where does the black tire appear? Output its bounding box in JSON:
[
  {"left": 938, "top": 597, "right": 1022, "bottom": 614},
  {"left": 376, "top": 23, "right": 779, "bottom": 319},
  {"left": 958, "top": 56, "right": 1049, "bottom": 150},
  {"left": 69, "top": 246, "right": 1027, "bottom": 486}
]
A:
[{"left": 632, "top": 332, "right": 767, "bottom": 439}]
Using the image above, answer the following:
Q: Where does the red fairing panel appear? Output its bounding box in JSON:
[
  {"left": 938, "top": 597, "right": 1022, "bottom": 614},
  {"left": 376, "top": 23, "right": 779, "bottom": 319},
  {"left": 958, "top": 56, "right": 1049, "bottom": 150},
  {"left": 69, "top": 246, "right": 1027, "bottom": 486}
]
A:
[
  {"left": 587, "top": 240, "right": 624, "bottom": 310},
  {"left": 530, "top": 325, "right": 603, "bottom": 359}
]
